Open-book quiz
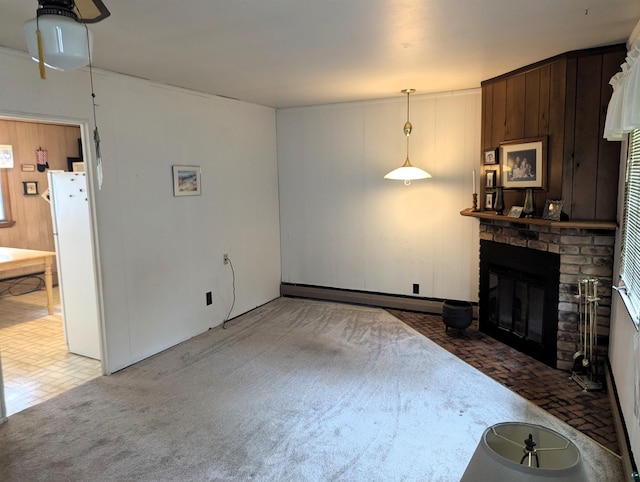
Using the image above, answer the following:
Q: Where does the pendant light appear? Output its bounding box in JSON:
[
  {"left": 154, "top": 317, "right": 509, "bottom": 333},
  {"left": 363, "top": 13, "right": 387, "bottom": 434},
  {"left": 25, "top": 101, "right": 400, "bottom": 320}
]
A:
[
  {"left": 24, "top": 4, "right": 91, "bottom": 74},
  {"left": 23, "top": 1, "right": 111, "bottom": 78},
  {"left": 384, "top": 89, "right": 432, "bottom": 185}
]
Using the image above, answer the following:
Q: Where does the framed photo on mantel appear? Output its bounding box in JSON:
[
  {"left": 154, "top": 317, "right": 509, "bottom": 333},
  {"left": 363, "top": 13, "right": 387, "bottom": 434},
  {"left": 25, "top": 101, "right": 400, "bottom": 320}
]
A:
[
  {"left": 543, "top": 200, "right": 563, "bottom": 221},
  {"left": 507, "top": 206, "right": 523, "bottom": 218}
]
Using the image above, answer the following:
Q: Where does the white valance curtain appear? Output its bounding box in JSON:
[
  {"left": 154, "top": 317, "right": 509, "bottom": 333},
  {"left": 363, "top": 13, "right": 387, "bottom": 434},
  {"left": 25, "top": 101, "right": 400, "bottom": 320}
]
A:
[{"left": 605, "top": 38, "right": 640, "bottom": 140}]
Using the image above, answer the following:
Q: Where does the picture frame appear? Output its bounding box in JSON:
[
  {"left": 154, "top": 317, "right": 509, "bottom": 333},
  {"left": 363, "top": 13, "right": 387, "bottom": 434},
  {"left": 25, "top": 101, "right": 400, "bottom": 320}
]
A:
[
  {"left": 483, "top": 148, "right": 498, "bottom": 165},
  {"left": 23, "top": 181, "right": 38, "bottom": 196},
  {"left": 500, "top": 136, "right": 547, "bottom": 189},
  {"left": 485, "top": 170, "right": 496, "bottom": 188},
  {"left": 485, "top": 192, "right": 495, "bottom": 210},
  {"left": 507, "top": 205, "right": 524, "bottom": 218},
  {"left": 543, "top": 199, "right": 563, "bottom": 221},
  {"left": 0, "top": 144, "right": 14, "bottom": 168},
  {"left": 67, "top": 156, "right": 83, "bottom": 172},
  {"left": 172, "top": 165, "right": 201, "bottom": 196}
]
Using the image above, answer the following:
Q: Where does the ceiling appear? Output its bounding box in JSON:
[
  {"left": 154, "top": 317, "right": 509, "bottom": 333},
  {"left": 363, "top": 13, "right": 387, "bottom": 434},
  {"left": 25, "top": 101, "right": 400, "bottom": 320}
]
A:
[{"left": 1, "top": 1, "right": 639, "bottom": 108}]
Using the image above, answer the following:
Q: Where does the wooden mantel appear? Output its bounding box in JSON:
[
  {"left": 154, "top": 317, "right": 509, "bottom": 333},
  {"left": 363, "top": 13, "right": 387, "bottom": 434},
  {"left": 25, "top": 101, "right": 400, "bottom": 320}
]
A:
[{"left": 460, "top": 208, "right": 617, "bottom": 230}]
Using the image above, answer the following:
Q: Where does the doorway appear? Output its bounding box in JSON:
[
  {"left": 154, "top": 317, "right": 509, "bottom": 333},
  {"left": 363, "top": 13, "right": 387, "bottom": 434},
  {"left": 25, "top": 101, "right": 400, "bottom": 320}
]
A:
[{"left": 0, "top": 115, "right": 104, "bottom": 418}]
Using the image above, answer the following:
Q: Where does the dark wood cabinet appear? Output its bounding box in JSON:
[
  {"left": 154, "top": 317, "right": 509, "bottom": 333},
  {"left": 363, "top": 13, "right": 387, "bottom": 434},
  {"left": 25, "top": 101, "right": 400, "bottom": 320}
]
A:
[{"left": 481, "top": 44, "right": 626, "bottom": 221}]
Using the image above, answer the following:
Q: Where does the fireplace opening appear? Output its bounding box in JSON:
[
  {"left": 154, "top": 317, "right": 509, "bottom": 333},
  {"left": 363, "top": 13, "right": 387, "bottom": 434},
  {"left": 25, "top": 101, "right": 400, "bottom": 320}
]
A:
[{"left": 480, "top": 240, "right": 560, "bottom": 368}]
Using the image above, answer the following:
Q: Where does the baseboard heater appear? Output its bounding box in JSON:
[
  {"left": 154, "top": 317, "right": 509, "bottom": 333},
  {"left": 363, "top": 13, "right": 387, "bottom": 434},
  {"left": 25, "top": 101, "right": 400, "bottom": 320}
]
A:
[
  {"left": 280, "top": 283, "right": 477, "bottom": 317},
  {"left": 605, "top": 357, "right": 639, "bottom": 480}
]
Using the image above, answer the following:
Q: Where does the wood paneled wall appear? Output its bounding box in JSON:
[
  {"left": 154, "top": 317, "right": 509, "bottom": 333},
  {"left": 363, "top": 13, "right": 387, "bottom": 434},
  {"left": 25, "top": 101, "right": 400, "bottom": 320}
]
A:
[
  {"left": 481, "top": 44, "right": 626, "bottom": 221},
  {"left": 0, "top": 119, "right": 81, "bottom": 279}
]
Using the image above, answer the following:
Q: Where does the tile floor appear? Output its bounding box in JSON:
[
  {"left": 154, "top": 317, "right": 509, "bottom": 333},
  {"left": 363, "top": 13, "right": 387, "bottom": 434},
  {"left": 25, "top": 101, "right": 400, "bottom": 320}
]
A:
[
  {"left": 389, "top": 309, "right": 620, "bottom": 455},
  {"left": 0, "top": 285, "right": 102, "bottom": 416}
]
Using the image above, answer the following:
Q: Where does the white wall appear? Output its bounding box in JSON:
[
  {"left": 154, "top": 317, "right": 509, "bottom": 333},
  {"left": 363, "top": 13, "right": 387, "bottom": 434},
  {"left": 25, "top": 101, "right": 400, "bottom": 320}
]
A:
[
  {"left": 0, "top": 48, "right": 281, "bottom": 373},
  {"left": 609, "top": 136, "right": 640, "bottom": 464},
  {"left": 277, "top": 90, "right": 480, "bottom": 302}
]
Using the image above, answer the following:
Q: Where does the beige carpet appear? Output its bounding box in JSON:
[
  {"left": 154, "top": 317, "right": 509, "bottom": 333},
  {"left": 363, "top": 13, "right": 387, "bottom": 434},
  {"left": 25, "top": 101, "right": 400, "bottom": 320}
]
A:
[{"left": 0, "top": 298, "right": 623, "bottom": 481}]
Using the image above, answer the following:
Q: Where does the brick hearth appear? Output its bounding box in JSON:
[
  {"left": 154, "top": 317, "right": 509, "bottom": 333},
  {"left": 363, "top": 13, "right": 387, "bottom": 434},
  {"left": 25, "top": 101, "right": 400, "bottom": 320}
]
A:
[{"left": 479, "top": 218, "right": 615, "bottom": 371}]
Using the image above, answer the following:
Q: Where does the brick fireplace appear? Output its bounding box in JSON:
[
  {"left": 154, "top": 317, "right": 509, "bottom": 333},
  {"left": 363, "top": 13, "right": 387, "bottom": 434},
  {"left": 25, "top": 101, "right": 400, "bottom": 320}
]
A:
[{"left": 478, "top": 217, "right": 615, "bottom": 371}]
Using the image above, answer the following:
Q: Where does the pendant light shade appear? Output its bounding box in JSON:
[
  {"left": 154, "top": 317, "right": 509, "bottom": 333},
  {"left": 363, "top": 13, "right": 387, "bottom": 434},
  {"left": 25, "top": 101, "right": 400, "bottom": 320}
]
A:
[
  {"left": 24, "top": 14, "right": 93, "bottom": 71},
  {"left": 384, "top": 89, "right": 432, "bottom": 185},
  {"left": 383, "top": 158, "right": 431, "bottom": 182},
  {"left": 23, "top": 0, "right": 102, "bottom": 75}
]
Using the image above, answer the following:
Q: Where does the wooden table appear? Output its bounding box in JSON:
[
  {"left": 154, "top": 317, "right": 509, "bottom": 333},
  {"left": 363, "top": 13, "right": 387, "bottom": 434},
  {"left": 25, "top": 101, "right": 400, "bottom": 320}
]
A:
[{"left": 0, "top": 247, "right": 56, "bottom": 315}]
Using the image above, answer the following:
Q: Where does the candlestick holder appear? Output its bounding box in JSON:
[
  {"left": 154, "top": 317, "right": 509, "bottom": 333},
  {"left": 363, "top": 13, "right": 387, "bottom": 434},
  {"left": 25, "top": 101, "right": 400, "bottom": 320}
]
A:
[{"left": 472, "top": 193, "right": 479, "bottom": 211}]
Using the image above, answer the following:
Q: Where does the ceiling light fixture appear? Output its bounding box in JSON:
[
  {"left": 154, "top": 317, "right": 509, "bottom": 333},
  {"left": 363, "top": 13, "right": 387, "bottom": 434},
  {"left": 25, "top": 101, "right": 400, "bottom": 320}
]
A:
[
  {"left": 384, "top": 89, "right": 432, "bottom": 186},
  {"left": 23, "top": 0, "right": 110, "bottom": 78}
]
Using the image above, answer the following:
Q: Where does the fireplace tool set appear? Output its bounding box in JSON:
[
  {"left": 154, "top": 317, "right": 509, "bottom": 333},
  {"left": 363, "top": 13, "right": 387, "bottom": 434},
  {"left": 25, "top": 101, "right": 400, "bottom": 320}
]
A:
[{"left": 571, "top": 278, "right": 602, "bottom": 391}]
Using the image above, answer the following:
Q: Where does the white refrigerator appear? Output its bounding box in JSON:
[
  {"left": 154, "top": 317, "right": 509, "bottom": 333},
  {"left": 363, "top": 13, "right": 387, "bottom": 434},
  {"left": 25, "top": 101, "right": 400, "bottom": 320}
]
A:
[{"left": 48, "top": 171, "right": 101, "bottom": 360}]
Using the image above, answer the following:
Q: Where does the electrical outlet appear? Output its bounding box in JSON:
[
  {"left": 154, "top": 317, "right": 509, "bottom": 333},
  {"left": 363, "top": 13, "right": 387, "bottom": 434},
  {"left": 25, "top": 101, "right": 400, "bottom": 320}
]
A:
[
  {"left": 206, "top": 291, "right": 212, "bottom": 305},
  {"left": 223, "top": 254, "right": 229, "bottom": 265},
  {"left": 413, "top": 283, "right": 419, "bottom": 294}
]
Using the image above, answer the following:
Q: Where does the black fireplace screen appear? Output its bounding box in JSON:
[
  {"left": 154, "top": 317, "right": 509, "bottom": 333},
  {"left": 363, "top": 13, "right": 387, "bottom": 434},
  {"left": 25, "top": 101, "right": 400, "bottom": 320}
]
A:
[
  {"left": 489, "top": 271, "right": 544, "bottom": 342},
  {"left": 480, "top": 240, "right": 560, "bottom": 368}
]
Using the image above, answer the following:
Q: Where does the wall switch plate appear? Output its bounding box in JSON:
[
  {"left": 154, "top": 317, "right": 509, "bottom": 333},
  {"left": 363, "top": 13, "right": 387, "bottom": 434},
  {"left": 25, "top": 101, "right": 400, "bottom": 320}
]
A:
[
  {"left": 413, "top": 283, "right": 419, "bottom": 294},
  {"left": 206, "top": 291, "right": 212, "bottom": 305}
]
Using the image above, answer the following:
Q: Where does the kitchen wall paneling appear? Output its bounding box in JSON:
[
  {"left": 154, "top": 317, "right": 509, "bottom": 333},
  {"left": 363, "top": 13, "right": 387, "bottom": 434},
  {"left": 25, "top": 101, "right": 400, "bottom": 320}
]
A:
[{"left": 0, "top": 119, "right": 80, "bottom": 280}]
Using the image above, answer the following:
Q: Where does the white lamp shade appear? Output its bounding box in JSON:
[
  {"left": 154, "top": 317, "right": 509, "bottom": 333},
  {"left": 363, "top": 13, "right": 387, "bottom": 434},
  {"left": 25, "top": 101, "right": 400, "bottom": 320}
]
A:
[
  {"left": 23, "top": 15, "right": 93, "bottom": 71},
  {"left": 384, "top": 159, "right": 432, "bottom": 182},
  {"left": 461, "top": 422, "right": 588, "bottom": 482}
]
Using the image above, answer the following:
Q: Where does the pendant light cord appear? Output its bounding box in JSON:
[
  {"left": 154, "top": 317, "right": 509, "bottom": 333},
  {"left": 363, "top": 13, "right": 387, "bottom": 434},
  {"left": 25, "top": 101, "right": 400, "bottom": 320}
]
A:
[
  {"left": 406, "top": 90, "right": 410, "bottom": 124},
  {"left": 406, "top": 135, "right": 410, "bottom": 159},
  {"left": 83, "top": 18, "right": 103, "bottom": 186},
  {"left": 404, "top": 90, "right": 412, "bottom": 160},
  {"left": 85, "top": 25, "right": 100, "bottom": 152}
]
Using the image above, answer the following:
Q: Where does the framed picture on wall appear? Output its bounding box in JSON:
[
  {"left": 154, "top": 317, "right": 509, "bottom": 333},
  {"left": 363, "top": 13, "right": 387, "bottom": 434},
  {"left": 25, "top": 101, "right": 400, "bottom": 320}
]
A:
[
  {"left": 0, "top": 145, "right": 14, "bottom": 168},
  {"left": 172, "top": 165, "right": 201, "bottom": 196},
  {"left": 67, "top": 157, "right": 83, "bottom": 172},
  {"left": 483, "top": 148, "right": 498, "bottom": 165},
  {"left": 23, "top": 181, "right": 38, "bottom": 195},
  {"left": 500, "top": 136, "right": 547, "bottom": 189},
  {"left": 485, "top": 192, "right": 495, "bottom": 210},
  {"left": 485, "top": 170, "right": 496, "bottom": 188}
]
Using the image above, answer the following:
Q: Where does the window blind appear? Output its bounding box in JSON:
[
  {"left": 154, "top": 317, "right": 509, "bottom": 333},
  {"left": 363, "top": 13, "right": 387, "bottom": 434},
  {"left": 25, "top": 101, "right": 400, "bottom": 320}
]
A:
[{"left": 621, "top": 129, "right": 640, "bottom": 322}]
